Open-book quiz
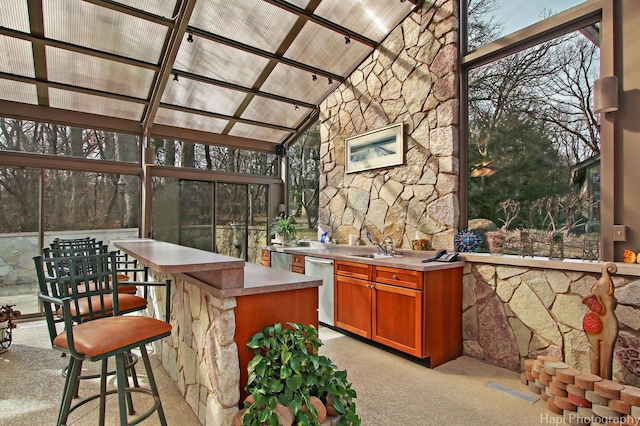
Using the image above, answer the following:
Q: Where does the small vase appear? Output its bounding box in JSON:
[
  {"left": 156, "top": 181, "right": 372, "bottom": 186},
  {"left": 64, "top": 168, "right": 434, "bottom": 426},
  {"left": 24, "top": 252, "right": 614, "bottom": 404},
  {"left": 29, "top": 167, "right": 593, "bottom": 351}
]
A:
[{"left": 487, "top": 231, "right": 505, "bottom": 255}]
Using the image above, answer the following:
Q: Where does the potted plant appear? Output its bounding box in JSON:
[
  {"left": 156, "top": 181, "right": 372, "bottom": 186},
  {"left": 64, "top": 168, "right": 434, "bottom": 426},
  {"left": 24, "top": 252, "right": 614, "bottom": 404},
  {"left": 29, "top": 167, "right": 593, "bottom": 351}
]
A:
[
  {"left": 240, "top": 322, "right": 360, "bottom": 426},
  {"left": 270, "top": 216, "right": 298, "bottom": 246},
  {"left": 487, "top": 199, "right": 520, "bottom": 255}
]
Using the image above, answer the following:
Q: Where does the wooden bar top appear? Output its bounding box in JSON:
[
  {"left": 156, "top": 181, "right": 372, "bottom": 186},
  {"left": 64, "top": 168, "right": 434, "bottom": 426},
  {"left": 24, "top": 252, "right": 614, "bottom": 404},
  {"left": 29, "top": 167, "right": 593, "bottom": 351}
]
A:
[{"left": 113, "top": 239, "right": 244, "bottom": 273}]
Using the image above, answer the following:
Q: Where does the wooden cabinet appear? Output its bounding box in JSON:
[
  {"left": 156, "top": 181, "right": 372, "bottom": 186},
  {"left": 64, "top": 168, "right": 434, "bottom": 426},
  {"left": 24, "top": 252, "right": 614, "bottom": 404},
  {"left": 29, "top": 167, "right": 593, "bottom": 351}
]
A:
[
  {"left": 260, "top": 249, "right": 271, "bottom": 267},
  {"left": 334, "top": 260, "right": 462, "bottom": 366},
  {"left": 291, "top": 254, "right": 305, "bottom": 274}
]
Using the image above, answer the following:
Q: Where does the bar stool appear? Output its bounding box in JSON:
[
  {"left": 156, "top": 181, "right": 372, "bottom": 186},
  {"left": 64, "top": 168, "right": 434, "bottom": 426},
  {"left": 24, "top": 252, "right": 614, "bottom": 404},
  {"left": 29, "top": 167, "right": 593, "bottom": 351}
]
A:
[{"left": 35, "top": 251, "right": 172, "bottom": 426}]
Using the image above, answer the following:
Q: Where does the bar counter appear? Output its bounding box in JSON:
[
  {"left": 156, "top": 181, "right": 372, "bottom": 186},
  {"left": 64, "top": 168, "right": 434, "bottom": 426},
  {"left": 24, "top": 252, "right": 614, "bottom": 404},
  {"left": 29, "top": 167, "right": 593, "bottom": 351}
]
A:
[{"left": 112, "top": 239, "right": 321, "bottom": 425}]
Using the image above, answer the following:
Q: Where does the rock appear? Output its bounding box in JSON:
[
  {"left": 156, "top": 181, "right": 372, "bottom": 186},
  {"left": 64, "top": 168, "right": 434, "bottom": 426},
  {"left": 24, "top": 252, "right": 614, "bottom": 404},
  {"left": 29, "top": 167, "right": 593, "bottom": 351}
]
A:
[{"left": 273, "top": 403, "right": 294, "bottom": 426}]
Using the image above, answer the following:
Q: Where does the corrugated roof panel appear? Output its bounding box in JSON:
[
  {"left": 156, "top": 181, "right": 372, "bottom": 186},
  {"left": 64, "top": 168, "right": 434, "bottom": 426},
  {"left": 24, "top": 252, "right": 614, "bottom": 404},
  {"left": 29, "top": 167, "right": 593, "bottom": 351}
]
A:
[
  {"left": 0, "top": 79, "right": 38, "bottom": 104},
  {"left": 111, "top": 0, "right": 179, "bottom": 19},
  {"left": 173, "top": 38, "right": 270, "bottom": 88},
  {"left": 241, "top": 96, "right": 312, "bottom": 129},
  {"left": 44, "top": 0, "right": 168, "bottom": 64},
  {"left": 46, "top": 46, "right": 155, "bottom": 99},
  {"left": 0, "top": 36, "right": 35, "bottom": 78},
  {"left": 189, "top": 0, "right": 298, "bottom": 54},
  {"left": 285, "top": 21, "right": 372, "bottom": 76},
  {"left": 228, "top": 122, "right": 291, "bottom": 144},
  {"left": 314, "top": 0, "right": 414, "bottom": 43},
  {"left": 0, "top": 0, "right": 30, "bottom": 32},
  {"left": 49, "top": 88, "right": 145, "bottom": 120},
  {"left": 161, "top": 77, "right": 246, "bottom": 117},
  {"left": 155, "top": 107, "right": 229, "bottom": 134},
  {"left": 260, "top": 62, "right": 336, "bottom": 105}
]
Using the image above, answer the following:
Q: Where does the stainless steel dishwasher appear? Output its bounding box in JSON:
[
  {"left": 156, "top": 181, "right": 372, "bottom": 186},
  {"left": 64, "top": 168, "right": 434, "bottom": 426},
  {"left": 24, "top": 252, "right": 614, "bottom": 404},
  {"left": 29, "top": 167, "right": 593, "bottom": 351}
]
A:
[
  {"left": 270, "top": 251, "right": 292, "bottom": 271},
  {"left": 304, "top": 256, "right": 335, "bottom": 326}
]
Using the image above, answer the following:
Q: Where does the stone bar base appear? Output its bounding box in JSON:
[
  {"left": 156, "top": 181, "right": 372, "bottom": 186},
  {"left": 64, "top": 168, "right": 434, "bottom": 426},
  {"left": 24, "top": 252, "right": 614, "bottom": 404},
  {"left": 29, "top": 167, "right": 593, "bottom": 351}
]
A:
[
  {"left": 146, "top": 271, "right": 240, "bottom": 425},
  {"left": 523, "top": 355, "right": 640, "bottom": 425}
]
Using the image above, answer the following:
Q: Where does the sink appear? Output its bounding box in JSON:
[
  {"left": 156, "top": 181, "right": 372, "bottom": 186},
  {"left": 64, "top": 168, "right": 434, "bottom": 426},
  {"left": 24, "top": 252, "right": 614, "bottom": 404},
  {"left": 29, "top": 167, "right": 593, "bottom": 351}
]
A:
[{"left": 350, "top": 253, "right": 402, "bottom": 259}]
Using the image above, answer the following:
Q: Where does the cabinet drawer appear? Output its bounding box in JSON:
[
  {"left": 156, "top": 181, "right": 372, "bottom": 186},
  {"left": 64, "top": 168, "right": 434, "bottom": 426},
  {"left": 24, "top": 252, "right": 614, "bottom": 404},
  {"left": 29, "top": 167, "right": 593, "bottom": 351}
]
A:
[
  {"left": 291, "top": 266, "right": 305, "bottom": 274},
  {"left": 292, "top": 254, "right": 305, "bottom": 271},
  {"left": 335, "top": 260, "right": 372, "bottom": 281},
  {"left": 373, "top": 266, "right": 423, "bottom": 290}
]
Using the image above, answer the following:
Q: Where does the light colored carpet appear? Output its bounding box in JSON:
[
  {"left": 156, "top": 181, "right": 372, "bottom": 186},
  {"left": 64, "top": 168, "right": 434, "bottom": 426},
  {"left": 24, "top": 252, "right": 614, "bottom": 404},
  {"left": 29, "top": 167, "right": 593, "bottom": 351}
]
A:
[{"left": 1, "top": 320, "right": 558, "bottom": 425}]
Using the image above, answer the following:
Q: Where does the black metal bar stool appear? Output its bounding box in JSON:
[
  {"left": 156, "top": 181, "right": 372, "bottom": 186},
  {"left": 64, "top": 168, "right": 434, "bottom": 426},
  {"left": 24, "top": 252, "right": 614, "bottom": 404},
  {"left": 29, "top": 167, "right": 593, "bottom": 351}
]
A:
[{"left": 35, "top": 251, "right": 172, "bottom": 426}]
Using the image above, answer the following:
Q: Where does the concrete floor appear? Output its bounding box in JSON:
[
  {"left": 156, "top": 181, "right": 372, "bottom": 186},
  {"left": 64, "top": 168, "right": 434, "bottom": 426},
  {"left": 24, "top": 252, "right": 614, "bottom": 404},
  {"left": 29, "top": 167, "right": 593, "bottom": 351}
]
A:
[{"left": 0, "top": 320, "right": 559, "bottom": 425}]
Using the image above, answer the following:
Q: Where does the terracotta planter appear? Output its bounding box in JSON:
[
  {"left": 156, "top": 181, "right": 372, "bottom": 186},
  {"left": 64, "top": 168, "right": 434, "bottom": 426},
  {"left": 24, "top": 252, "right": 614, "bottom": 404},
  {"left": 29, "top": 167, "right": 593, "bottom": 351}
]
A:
[{"left": 486, "top": 231, "right": 505, "bottom": 255}]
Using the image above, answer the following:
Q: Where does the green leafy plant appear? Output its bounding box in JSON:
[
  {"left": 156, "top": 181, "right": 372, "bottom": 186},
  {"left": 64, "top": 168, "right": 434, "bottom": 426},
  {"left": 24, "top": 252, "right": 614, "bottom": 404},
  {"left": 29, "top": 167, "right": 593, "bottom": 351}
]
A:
[
  {"left": 242, "top": 323, "right": 360, "bottom": 426},
  {"left": 270, "top": 217, "right": 298, "bottom": 245}
]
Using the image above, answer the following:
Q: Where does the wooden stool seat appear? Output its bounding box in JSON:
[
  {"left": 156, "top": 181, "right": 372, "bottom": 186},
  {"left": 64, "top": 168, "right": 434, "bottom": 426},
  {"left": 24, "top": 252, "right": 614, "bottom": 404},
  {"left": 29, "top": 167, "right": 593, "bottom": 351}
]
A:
[{"left": 52, "top": 316, "right": 171, "bottom": 359}]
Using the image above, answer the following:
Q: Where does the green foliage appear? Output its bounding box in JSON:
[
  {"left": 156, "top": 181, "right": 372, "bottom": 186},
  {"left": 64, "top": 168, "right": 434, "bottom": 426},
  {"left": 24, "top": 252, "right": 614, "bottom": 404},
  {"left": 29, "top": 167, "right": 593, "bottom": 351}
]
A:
[
  {"left": 270, "top": 217, "right": 298, "bottom": 244},
  {"left": 242, "top": 323, "right": 360, "bottom": 426}
]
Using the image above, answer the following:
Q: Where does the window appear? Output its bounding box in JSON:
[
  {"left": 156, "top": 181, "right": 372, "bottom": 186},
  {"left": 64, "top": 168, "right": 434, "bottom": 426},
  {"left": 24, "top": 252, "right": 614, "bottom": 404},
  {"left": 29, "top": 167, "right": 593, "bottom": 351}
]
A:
[
  {"left": 151, "top": 177, "right": 269, "bottom": 264},
  {"left": 287, "top": 121, "right": 320, "bottom": 241},
  {"left": 465, "top": 5, "right": 601, "bottom": 258},
  {"left": 0, "top": 118, "right": 140, "bottom": 162},
  {"left": 150, "top": 138, "right": 278, "bottom": 176},
  {"left": 466, "top": 0, "right": 588, "bottom": 53}
]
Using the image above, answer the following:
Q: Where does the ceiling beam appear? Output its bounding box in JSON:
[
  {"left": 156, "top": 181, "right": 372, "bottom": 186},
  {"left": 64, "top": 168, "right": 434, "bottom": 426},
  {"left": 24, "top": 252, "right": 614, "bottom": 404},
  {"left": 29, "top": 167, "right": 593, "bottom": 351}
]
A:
[
  {"left": 80, "top": 0, "right": 175, "bottom": 27},
  {"left": 0, "top": 27, "right": 159, "bottom": 71},
  {"left": 27, "top": 0, "right": 48, "bottom": 106},
  {"left": 159, "top": 103, "right": 296, "bottom": 132},
  {"left": 151, "top": 124, "right": 281, "bottom": 153},
  {"left": 188, "top": 27, "right": 344, "bottom": 83},
  {"left": 171, "top": 70, "right": 317, "bottom": 110},
  {"left": 141, "top": 0, "right": 197, "bottom": 132},
  {"left": 262, "top": 0, "right": 377, "bottom": 48},
  {"left": 0, "top": 100, "right": 142, "bottom": 134}
]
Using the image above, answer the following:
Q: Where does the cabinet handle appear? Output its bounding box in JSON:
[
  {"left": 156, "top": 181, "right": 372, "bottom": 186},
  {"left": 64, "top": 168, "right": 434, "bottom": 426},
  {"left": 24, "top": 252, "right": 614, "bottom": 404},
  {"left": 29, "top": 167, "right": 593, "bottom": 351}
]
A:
[{"left": 392, "top": 274, "right": 399, "bottom": 280}]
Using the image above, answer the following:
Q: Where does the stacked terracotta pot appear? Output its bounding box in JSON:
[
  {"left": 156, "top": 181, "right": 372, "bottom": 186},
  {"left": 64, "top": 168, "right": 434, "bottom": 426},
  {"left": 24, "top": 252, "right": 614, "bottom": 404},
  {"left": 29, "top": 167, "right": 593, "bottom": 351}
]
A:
[{"left": 522, "top": 356, "right": 640, "bottom": 425}]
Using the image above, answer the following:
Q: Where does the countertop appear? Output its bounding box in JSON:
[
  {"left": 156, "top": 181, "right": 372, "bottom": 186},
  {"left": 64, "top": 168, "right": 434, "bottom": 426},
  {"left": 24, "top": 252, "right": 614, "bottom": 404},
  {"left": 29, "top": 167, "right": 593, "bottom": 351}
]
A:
[
  {"left": 263, "top": 244, "right": 464, "bottom": 272},
  {"left": 113, "top": 239, "right": 321, "bottom": 296},
  {"left": 113, "top": 239, "right": 244, "bottom": 273}
]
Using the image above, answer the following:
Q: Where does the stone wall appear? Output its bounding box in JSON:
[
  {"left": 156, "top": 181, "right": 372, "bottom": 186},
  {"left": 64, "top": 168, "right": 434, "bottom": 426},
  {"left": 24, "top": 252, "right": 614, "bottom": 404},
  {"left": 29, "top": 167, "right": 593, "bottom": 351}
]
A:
[
  {"left": 318, "top": 0, "right": 459, "bottom": 250},
  {"left": 463, "top": 262, "right": 640, "bottom": 387},
  {"left": 145, "top": 271, "right": 240, "bottom": 425},
  {"left": 0, "top": 228, "right": 138, "bottom": 296}
]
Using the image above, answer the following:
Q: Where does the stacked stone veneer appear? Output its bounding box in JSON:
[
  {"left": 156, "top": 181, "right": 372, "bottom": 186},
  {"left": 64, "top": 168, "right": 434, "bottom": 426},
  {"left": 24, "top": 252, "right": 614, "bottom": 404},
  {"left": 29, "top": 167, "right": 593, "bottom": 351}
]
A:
[
  {"left": 145, "top": 271, "right": 240, "bottom": 425},
  {"left": 524, "top": 356, "right": 640, "bottom": 425},
  {"left": 463, "top": 262, "right": 640, "bottom": 387},
  {"left": 318, "top": 0, "right": 460, "bottom": 250}
]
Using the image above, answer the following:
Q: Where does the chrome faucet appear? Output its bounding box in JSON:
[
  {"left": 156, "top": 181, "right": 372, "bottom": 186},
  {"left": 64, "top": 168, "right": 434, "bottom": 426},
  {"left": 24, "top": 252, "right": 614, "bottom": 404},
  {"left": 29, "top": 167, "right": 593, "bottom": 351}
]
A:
[
  {"left": 365, "top": 231, "right": 395, "bottom": 256},
  {"left": 381, "top": 236, "right": 395, "bottom": 256}
]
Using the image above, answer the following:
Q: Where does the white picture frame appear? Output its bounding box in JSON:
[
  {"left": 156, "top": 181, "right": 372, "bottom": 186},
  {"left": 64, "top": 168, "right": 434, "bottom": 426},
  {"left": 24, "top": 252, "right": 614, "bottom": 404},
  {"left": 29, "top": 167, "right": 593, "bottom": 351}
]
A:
[{"left": 345, "top": 123, "right": 404, "bottom": 173}]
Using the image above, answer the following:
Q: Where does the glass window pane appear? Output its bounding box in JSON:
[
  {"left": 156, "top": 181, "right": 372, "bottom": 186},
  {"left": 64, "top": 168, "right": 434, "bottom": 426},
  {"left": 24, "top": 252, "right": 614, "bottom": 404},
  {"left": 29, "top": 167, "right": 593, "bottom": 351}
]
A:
[
  {"left": 467, "top": 29, "right": 600, "bottom": 258},
  {"left": 288, "top": 121, "right": 320, "bottom": 241},
  {"left": 0, "top": 117, "right": 140, "bottom": 163},
  {"left": 0, "top": 167, "right": 40, "bottom": 315},
  {"left": 44, "top": 170, "right": 140, "bottom": 234},
  {"left": 151, "top": 138, "right": 278, "bottom": 176},
  {"left": 466, "top": 0, "right": 587, "bottom": 52},
  {"left": 151, "top": 177, "right": 268, "bottom": 264}
]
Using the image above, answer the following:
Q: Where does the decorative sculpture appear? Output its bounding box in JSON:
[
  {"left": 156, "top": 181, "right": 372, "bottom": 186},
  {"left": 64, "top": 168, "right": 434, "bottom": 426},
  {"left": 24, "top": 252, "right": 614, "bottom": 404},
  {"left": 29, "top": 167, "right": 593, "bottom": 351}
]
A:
[{"left": 582, "top": 262, "right": 618, "bottom": 380}]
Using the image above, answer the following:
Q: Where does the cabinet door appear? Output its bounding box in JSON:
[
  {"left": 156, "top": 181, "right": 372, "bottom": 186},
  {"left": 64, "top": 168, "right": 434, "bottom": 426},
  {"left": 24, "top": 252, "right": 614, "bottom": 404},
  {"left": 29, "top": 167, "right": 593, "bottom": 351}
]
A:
[
  {"left": 261, "top": 249, "right": 271, "bottom": 267},
  {"left": 335, "top": 275, "right": 371, "bottom": 338},
  {"left": 372, "top": 282, "right": 423, "bottom": 357}
]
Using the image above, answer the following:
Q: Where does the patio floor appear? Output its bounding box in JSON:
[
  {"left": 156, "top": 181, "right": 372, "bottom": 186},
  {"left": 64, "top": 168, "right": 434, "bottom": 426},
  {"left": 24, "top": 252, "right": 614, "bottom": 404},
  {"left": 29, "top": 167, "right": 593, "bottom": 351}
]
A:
[{"left": 0, "top": 320, "right": 557, "bottom": 425}]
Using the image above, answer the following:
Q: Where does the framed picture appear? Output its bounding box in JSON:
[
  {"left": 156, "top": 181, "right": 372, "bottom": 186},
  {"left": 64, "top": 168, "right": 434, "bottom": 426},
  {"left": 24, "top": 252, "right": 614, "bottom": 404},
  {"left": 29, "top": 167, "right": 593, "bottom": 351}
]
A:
[{"left": 345, "top": 123, "right": 404, "bottom": 173}]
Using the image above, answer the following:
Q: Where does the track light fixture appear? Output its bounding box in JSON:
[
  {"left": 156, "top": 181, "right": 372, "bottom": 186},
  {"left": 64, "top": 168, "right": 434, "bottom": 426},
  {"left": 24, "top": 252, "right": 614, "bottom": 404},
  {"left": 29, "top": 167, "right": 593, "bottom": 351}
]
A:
[
  {"left": 312, "top": 73, "right": 317, "bottom": 81},
  {"left": 187, "top": 31, "right": 194, "bottom": 43},
  {"left": 328, "top": 77, "right": 333, "bottom": 85},
  {"left": 345, "top": 35, "right": 351, "bottom": 44},
  {"left": 173, "top": 73, "right": 179, "bottom": 82}
]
